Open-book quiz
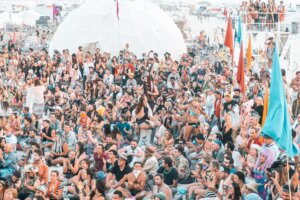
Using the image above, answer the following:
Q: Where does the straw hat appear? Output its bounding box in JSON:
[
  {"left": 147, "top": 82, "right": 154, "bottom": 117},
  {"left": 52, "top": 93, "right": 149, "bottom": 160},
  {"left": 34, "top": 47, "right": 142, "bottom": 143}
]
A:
[
  {"left": 23, "top": 165, "right": 38, "bottom": 173},
  {"left": 36, "top": 185, "right": 47, "bottom": 195},
  {"left": 245, "top": 182, "right": 259, "bottom": 194},
  {"left": 119, "top": 153, "right": 128, "bottom": 161}
]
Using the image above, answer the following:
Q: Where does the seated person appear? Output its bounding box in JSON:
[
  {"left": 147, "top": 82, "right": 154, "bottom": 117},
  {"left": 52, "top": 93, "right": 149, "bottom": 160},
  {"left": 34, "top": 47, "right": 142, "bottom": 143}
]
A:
[
  {"left": 113, "top": 162, "right": 147, "bottom": 199},
  {"left": 45, "top": 133, "right": 69, "bottom": 166}
]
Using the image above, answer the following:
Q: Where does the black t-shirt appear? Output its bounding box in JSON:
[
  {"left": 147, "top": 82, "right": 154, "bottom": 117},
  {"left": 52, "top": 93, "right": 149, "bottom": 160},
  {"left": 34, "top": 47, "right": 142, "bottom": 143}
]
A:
[
  {"left": 157, "top": 166, "right": 178, "bottom": 186},
  {"left": 42, "top": 127, "right": 53, "bottom": 142},
  {"left": 110, "top": 163, "right": 132, "bottom": 181}
]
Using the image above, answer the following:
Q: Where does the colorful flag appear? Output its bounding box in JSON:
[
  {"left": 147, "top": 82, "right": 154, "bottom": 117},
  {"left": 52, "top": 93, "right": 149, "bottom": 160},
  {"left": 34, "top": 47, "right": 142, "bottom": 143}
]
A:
[
  {"left": 246, "top": 35, "right": 252, "bottom": 69},
  {"left": 116, "top": 0, "right": 119, "bottom": 20},
  {"left": 224, "top": 16, "right": 234, "bottom": 55},
  {"left": 236, "top": 42, "right": 245, "bottom": 94},
  {"left": 262, "top": 86, "right": 269, "bottom": 125},
  {"left": 261, "top": 44, "right": 299, "bottom": 157}
]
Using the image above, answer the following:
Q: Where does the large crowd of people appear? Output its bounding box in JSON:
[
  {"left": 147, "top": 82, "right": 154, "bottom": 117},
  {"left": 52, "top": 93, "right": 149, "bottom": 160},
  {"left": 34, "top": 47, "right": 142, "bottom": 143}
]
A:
[
  {"left": 239, "top": 0, "right": 286, "bottom": 30},
  {"left": 0, "top": 2, "right": 299, "bottom": 200}
]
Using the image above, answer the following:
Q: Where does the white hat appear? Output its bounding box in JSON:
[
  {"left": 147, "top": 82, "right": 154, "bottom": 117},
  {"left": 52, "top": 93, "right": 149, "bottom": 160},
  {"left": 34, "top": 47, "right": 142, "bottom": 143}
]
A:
[
  {"left": 36, "top": 185, "right": 47, "bottom": 195},
  {"left": 119, "top": 153, "right": 128, "bottom": 161},
  {"left": 55, "top": 106, "right": 63, "bottom": 112},
  {"left": 23, "top": 165, "right": 38, "bottom": 173},
  {"left": 245, "top": 182, "right": 259, "bottom": 194},
  {"left": 250, "top": 144, "right": 261, "bottom": 152}
]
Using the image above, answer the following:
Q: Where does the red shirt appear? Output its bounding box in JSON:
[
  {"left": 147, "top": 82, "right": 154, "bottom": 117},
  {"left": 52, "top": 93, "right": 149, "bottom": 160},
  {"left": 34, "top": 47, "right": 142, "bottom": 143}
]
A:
[{"left": 247, "top": 137, "right": 262, "bottom": 150}]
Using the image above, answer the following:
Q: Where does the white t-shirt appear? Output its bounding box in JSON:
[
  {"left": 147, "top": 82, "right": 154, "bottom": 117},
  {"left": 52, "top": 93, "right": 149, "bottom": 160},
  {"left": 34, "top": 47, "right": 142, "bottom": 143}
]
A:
[{"left": 124, "top": 146, "right": 144, "bottom": 167}]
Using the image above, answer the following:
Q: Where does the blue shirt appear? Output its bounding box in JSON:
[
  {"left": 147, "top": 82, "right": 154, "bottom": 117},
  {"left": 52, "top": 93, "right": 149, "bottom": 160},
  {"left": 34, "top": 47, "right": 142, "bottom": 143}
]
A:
[
  {"left": 117, "top": 121, "right": 131, "bottom": 137},
  {"left": 0, "top": 152, "right": 17, "bottom": 171}
]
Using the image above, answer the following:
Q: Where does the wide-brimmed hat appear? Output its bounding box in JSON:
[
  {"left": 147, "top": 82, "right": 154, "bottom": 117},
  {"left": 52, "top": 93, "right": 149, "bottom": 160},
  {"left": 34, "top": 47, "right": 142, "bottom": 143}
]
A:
[
  {"left": 23, "top": 165, "right": 38, "bottom": 173},
  {"left": 36, "top": 185, "right": 47, "bottom": 195},
  {"left": 245, "top": 182, "right": 259, "bottom": 194},
  {"left": 119, "top": 153, "right": 128, "bottom": 161}
]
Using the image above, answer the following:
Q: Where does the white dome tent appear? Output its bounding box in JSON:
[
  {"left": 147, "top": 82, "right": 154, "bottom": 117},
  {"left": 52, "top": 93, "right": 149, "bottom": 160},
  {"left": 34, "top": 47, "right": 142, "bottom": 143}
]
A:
[{"left": 49, "top": 0, "right": 186, "bottom": 58}]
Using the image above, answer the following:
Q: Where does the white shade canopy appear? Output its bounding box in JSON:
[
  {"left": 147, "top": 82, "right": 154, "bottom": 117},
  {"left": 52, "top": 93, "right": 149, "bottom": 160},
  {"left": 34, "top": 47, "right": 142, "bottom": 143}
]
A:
[
  {"left": 49, "top": 0, "right": 186, "bottom": 58},
  {"left": 22, "top": 10, "right": 41, "bottom": 26}
]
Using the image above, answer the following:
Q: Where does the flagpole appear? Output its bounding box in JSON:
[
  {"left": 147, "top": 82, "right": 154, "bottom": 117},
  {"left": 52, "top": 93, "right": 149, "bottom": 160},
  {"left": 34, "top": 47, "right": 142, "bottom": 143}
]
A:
[
  {"left": 286, "top": 158, "right": 292, "bottom": 200},
  {"left": 116, "top": 0, "right": 121, "bottom": 53},
  {"left": 118, "top": 20, "right": 121, "bottom": 53}
]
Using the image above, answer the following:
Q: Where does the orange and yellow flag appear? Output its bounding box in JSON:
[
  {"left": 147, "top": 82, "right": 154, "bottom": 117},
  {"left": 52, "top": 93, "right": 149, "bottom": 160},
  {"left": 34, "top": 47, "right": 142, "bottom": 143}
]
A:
[
  {"left": 262, "top": 87, "right": 269, "bottom": 125},
  {"left": 246, "top": 35, "right": 252, "bottom": 69}
]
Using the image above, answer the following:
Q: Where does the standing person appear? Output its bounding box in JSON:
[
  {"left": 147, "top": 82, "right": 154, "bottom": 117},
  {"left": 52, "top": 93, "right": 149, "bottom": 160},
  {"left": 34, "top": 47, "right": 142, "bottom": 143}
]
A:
[
  {"left": 266, "top": 38, "right": 274, "bottom": 68},
  {"left": 77, "top": 46, "right": 83, "bottom": 77},
  {"left": 133, "top": 94, "right": 153, "bottom": 146},
  {"left": 82, "top": 56, "right": 93, "bottom": 89},
  {"left": 143, "top": 76, "right": 159, "bottom": 109}
]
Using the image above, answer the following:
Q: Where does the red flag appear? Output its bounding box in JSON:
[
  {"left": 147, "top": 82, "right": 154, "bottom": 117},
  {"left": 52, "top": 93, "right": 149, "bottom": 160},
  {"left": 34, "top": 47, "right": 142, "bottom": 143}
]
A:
[
  {"left": 224, "top": 16, "right": 234, "bottom": 55},
  {"left": 224, "top": 7, "right": 227, "bottom": 16},
  {"left": 237, "top": 42, "right": 245, "bottom": 94},
  {"left": 116, "top": 0, "right": 119, "bottom": 20}
]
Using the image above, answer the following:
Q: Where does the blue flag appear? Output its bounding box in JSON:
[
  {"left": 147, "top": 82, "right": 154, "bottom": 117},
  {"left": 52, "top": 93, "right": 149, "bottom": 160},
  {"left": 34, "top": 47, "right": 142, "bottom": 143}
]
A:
[
  {"left": 262, "top": 44, "right": 299, "bottom": 157},
  {"left": 236, "top": 16, "right": 242, "bottom": 44}
]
